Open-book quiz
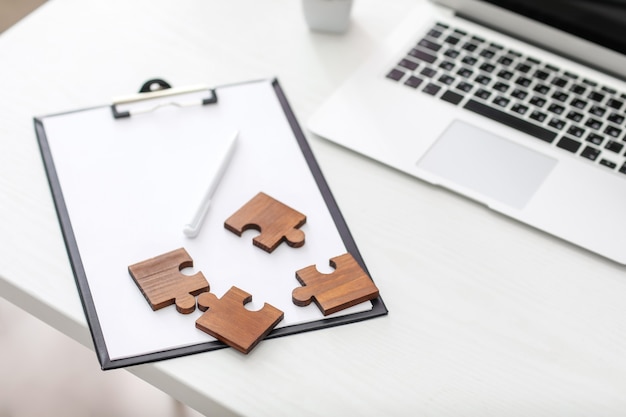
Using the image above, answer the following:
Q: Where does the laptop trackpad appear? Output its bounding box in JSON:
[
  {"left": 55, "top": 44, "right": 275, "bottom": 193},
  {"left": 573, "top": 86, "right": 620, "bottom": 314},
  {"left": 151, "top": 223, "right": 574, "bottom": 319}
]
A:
[{"left": 417, "top": 120, "right": 557, "bottom": 209}]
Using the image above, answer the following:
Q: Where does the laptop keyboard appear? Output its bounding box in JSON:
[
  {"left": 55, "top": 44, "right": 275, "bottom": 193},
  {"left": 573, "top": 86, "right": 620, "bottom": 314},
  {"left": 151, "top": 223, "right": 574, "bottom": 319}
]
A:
[{"left": 386, "top": 22, "right": 626, "bottom": 175}]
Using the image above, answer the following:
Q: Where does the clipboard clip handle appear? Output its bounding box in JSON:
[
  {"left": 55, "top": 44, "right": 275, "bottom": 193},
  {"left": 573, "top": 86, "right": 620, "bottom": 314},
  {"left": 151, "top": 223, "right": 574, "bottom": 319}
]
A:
[{"left": 111, "top": 78, "right": 218, "bottom": 119}]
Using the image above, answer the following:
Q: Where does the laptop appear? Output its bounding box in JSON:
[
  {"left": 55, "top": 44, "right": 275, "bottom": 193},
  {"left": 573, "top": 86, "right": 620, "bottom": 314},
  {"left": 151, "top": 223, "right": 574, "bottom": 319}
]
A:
[{"left": 308, "top": 0, "right": 626, "bottom": 265}]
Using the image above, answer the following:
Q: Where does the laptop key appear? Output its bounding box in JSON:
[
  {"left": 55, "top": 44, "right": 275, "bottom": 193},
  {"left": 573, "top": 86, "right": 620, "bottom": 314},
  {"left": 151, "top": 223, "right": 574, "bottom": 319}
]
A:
[
  {"left": 409, "top": 48, "right": 437, "bottom": 64},
  {"left": 418, "top": 38, "right": 442, "bottom": 52},
  {"left": 386, "top": 68, "right": 405, "bottom": 81},
  {"left": 580, "top": 146, "right": 601, "bottom": 161},
  {"left": 423, "top": 83, "right": 442, "bottom": 95},
  {"left": 440, "top": 90, "right": 464, "bottom": 105},
  {"left": 557, "top": 136, "right": 582, "bottom": 153},
  {"left": 404, "top": 76, "right": 424, "bottom": 89},
  {"left": 464, "top": 99, "right": 557, "bottom": 143},
  {"left": 600, "top": 159, "right": 617, "bottom": 169}
]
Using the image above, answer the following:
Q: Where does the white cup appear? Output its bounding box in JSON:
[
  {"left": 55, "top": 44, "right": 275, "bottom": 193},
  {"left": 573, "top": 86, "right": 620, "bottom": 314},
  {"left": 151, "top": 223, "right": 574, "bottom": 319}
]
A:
[{"left": 302, "top": 0, "right": 354, "bottom": 33}]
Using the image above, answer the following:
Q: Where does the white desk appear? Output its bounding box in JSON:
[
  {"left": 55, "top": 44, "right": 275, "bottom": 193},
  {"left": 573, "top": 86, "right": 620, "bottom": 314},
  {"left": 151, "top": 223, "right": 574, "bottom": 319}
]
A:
[{"left": 2, "top": 1, "right": 626, "bottom": 415}]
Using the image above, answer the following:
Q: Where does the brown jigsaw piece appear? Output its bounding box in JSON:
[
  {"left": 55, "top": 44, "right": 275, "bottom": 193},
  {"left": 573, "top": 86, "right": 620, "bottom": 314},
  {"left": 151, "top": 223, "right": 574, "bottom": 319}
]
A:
[
  {"left": 224, "top": 192, "right": 306, "bottom": 253},
  {"left": 292, "top": 253, "right": 379, "bottom": 316},
  {"left": 196, "top": 286, "right": 284, "bottom": 354},
  {"left": 128, "top": 247, "right": 209, "bottom": 314}
]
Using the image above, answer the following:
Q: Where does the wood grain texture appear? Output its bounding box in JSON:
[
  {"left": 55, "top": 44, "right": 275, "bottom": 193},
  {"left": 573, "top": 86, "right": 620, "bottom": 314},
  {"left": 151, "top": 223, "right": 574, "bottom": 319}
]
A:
[
  {"left": 224, "top": 192, "right": 306, "bottom": 253},
  {"left": 128, "top": 248, "right": 209, "bottom": 314},
  {"left": 196, "top": 286, "right": 284, "bottom": 354},
  {"left": 292, "top": 253, "right": 379, "bottom": 316}
]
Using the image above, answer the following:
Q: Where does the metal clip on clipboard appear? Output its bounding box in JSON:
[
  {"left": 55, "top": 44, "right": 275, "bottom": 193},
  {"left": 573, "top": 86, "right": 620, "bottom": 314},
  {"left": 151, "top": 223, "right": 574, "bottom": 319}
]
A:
[{"left": 111, "top": 78, "right": 218, "bottom": 119}]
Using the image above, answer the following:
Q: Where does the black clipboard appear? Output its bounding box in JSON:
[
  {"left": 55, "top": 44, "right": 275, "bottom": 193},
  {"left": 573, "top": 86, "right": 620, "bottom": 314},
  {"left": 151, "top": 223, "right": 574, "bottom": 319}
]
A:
[{"left": 34, "top": 78, "right": 387, "bottom": 370}]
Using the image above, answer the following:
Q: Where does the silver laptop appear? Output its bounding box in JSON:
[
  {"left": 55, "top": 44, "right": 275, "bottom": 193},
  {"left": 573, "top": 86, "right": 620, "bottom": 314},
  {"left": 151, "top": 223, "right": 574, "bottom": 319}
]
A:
[{"left": 309, "top": 0, "right": 626, "bottom": 264}]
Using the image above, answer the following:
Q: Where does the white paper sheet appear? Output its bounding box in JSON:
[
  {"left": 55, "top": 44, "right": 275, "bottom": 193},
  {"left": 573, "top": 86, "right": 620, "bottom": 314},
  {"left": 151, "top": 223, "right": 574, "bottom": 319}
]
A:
[{"left": 42, "top": 80, "right": 372, "bottom": 360}]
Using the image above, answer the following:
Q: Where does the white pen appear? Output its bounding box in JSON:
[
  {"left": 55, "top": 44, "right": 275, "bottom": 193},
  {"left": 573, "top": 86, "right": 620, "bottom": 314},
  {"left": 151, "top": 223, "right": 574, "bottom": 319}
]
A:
[{"left": 183, "top": 130, "right": 239, "bottom": 238}]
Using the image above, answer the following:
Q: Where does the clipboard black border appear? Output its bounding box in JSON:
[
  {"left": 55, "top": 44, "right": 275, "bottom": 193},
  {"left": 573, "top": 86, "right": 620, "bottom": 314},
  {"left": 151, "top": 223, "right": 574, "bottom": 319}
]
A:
[{"left": 34, "top": 78, "right": 388, "bottom": 370}]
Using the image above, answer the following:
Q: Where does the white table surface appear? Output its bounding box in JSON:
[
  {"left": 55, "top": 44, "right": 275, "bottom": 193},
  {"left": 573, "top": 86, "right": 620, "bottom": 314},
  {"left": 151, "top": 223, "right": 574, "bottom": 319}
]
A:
[{"left": 2, "top": 0, "right": 626, "bottom": 416}]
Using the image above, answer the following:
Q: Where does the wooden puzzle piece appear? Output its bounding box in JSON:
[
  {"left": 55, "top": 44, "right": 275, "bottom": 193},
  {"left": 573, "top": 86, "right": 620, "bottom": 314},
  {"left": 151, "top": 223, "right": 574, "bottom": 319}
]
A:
[
  {"left": 224, "top": 192, "right": 306, "bottom": 253},
  {"left": 196, "top": 286, "right": 284, "bottom": 354},
  {"left": 128, "top": 248, "right": 209, "bottom": 314},
  {"left": 292, "top": 253, "right": 379, "bottom": 316}
]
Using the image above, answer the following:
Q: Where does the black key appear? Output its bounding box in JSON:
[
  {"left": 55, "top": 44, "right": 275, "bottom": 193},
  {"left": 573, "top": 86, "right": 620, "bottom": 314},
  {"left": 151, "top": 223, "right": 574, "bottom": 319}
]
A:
[
  {"left": 456, "top": 81, "right": 473, "bottom": 92},
  {"left": 454, "top": 28, "right": 467, "bottom": 36},
  {"left": 427, "top": 28, "right": 443, "bottom": 39},
  {"left": 604, "top": 125, "right": 622, "bottom": 138},
  {"left": 607, "top": 98, "right": 624, "bottom": 110},
  {"left": 534, "top": 69, "right": 550, "bottom": 80},
  {"left": 567, "top": 125, "right": 585, "bottom": 138},
  {"left": 516, "top": 63, "right": 532, "bottom": 73},
  {"left": 490, "top": 42, "right": 504, "bottom": 50},
  {"left": 548, "top": 118, "right": 566, "bottom": 130},
  {"left": 409, "top": 48, "right": 437, "bottom": 63},
  {"left": 479, "top": 63, "right": 496, "bottom": 73},
  {"left": 440, "top": 90, "right": 464, "bottom": 105},
  {"left": 404, "top": 76, "right": 423, "bottom": 88},
  {"left": 589, "top": 91, "right": 605, "bottom": 102},
  {"left": 557, "top": 136, "right": 582, "bottom": 153},
  {"left": 399, "top": 59, "right": 419, "bottom": 71},
  {"left": 564, "top": 71, "right": 579, "bottom": 79},
  {"left": 457, "top": 67, "right": 473, "bottom": 78},
  {"left": 480, "top": 49, "right": 496, "bottom": 59},
  {"left": 498, "top": 56, "right": 513, "bottom": 66},
  {"left": 444, "top": 35, "right": 460, "bottom": 45},
  {"left": 600, "top": 159, "right": 617, "bottom": 169},
  {"left": 515, "top": 76, "right": 532, "bottom": 88},
  {"left": 547, "top": 103, "right": 565, "bottom": 115},
  {"left": 439, "top": 74, "right": 455, "bottom": 85},
  {"left": 545, "top": 64, "right": 560, "bottom": 72},
  {"left": 586, "top": 133, "right": 604, "bottom": 146},
  {"left": 462, "top": 42, "right": 478, "bottom": 52},
  {"left": 423, "top": 83, "right": 441, "bottom": 95},
  {"left": 475, "top": 75, "right": 491, "bottom": 85},
  {"left": 527, "top": 57, "right": 541, "bottom": 65},
  {"left": 464, "top": 99, "right": 557, "bottom": 143},
  {"left": 580, "top": 146, "right": 601, "bottom": 161},
  {"left": 421, "top": 67, "right": 437, "bottom": 78},
  {"left": 529, "top": 96, "right": 547, "bottom": 107},
  {"left": 608, "top": 113, "right": 624, "bottom": 125},
  {"left": 511, "top": 89, "right": 528, "bottom": 100},
  {"left": 444, "top": 48, "right": 461, "bottom": 59},
  {"left": 602, "top": 86, "right": 617, "bottom": 94},
  {"left": 508, "top": 49, "right": 522, "bottom": 57},
  {"left": 493, "top": 96, "right": 510, "bottom": 107},
  {"left": 619, "top": 162, "right": 626, "bottom": 175},
  {"left": 530, "top": 110, "right": 547, "bottom": 123},
  {"left": 511, "top": 103, "right": 529, "bottom": 115},
  {"left": 551, "top": 77, "right": 568, "bottom": 88},
  {"left": 551, "top": 91, "right": 569, "bottom": 102},
  {"left": 386, "top": 68, "right": 405, "bottom": 81},
  {"left": 585, "top": 118, "right": 602, "bottom": 130},
  {"left": 571, "top": 98, "right": 587, "bottom": 109},
  {"left": 439, "top": 61, "right": 455, "bottom": 71},
  {"left": 474, "top": 88, "right": 491, "bottom": 100},
  {"left": 498, "top": 70, "right": 514, "bottom": 80},
  {"left": 605, "top": 140, "right": 624, "bottom": 153},
  {"left": 566, "top": 110, "right": 583, "bottom": 122},
  {"left": 533, "top": 84, "right": 550, "bottom": 95},
  {"left": 418, "top": 38, "right": 442, "bottom": 52},
  {"left": 589, "top": 105, "right": 605, "bottom": 117},
  {"left": 471, "top": 35, "right": 485, "bottom": 43},
  {"left": 493, "top": 82, "right": 509, "bottom": 93},
  {"left": 462, "top": 55, "right": 478, "bottom": 66},
  {"left": 570, "top": 84, "right": 586, "bottom": 95}
]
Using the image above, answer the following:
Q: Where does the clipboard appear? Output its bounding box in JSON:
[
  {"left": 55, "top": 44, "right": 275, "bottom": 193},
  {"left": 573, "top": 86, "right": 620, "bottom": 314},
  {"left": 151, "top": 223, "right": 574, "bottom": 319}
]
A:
[{"left": 34, "top": 78, "right": 387, "bottom": 370}]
